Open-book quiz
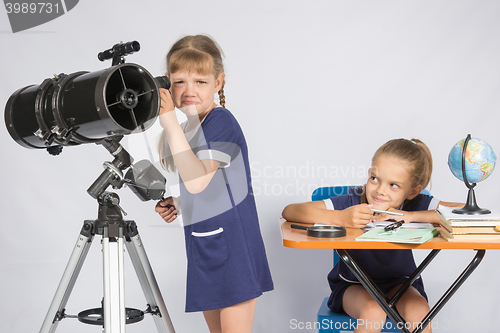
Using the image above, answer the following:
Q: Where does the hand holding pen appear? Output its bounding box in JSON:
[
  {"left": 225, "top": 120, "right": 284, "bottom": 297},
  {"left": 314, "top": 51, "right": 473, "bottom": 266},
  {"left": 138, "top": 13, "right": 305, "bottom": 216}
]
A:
[
  {"left": 371, "top": 209, "right": 404, "bottom": 216},
  {"left": 370, "top": 208, "right": 405, "bottom": 223}
]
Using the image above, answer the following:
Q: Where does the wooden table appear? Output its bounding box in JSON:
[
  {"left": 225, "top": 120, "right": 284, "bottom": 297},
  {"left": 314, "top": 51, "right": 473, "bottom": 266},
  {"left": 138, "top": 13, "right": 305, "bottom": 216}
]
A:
[
  {"left": 281, "top": 219, "right": 500, "bottom": 250},
  {"left": 280, "top": 219, "right": 500, "bottom": 333}
]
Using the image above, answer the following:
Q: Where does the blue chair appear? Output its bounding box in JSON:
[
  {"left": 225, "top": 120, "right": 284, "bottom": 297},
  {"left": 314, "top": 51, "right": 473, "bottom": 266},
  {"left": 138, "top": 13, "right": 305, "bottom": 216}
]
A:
[{"left": 312, "top": 186, "right": 400, "bottom": 333}]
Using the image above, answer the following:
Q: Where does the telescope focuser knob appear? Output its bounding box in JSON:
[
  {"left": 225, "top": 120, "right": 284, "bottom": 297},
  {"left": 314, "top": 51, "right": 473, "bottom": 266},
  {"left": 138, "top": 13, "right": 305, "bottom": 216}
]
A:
[{"left": 46, "top": 146, "right": 63, "bottom": 156}]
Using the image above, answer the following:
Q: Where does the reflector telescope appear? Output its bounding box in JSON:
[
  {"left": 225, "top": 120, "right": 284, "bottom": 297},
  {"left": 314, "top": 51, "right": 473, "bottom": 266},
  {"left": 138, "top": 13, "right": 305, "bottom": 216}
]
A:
[{"left": 4, "top": 42, "right": 169, "bottom": 154}]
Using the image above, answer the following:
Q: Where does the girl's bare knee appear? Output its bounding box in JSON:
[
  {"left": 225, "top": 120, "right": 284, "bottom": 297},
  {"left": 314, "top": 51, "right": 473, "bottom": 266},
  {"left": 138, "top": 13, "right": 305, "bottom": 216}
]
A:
[
  {"left": 406, "top": 299, "right": 429, "bottom": 320},
  {"left": 399, "top": 298, "right": 431, "bottom": 332},
  {"left": 358, "top": 301, "right": 387, "bottom": 327}
]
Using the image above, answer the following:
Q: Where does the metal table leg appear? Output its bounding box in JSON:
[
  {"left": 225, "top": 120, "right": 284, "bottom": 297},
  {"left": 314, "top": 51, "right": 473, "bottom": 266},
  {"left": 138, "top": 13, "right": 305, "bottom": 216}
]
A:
[
  {"left": 336, "top": 249, "right": 410, "bottom": 332},
  {"left": 336, "top": 249, "right": 485, "bottom": 333},
  {"left": 419, "top": 250, "right": 485, "bottom": 331},
  {"left": 389, "top": 250, "right": 441, "bottom": 307}
]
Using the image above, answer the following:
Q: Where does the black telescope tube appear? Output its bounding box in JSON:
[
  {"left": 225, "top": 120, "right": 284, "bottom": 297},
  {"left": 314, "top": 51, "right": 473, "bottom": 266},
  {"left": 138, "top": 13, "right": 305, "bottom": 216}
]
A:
[{"left": 4, "top": 63, "right": 161, "bottom": 152}]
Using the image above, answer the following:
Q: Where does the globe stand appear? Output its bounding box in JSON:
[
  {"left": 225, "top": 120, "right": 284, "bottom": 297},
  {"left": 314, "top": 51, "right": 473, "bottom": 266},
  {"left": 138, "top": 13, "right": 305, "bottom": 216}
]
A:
[
  {"left": 452, "top": 134, "right": 491, "bottom": 215},
  {"left": 454, "top": 186, "right": 491, "bottom": 215}
]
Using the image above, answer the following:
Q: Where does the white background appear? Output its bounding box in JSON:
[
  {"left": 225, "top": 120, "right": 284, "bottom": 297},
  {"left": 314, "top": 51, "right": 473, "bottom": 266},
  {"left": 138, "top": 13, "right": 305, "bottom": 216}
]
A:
[{"left": 1, "top": 1, "right": 499, "bottom": 332}]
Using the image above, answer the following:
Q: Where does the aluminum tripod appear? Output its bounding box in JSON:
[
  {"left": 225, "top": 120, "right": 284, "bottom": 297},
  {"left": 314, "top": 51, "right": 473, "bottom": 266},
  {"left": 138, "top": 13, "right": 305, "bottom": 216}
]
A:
[{"left": 39, "top": 192, "right": 176, "bottom": 333}]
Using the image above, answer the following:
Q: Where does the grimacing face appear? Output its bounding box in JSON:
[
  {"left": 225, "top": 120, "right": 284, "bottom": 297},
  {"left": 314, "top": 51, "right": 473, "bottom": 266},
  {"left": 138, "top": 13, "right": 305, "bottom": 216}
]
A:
[{"left": 168, "top": 71, "right": 224, "bottom": 119}]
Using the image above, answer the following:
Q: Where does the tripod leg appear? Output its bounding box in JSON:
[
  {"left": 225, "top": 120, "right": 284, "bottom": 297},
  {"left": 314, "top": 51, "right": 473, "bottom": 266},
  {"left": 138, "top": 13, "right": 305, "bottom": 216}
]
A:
[
  {"left": 125, "top": 223, "right": 175, "bottom": 333},
  {"left": 40, "top": 222, "right": 94, "bottom": 333},
  {"left": 102, "top": 225, "right": 126, "bottom": 333}
]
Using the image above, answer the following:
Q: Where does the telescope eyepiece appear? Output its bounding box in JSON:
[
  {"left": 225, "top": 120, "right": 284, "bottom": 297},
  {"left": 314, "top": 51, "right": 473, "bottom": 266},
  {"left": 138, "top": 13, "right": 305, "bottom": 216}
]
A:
[
  {"left": 155, "top": 76, "right": 171, "bottom": 90},
  {"left": 98, "top": 41, "right": 140, "bottom": 63},
  {"left": 120, "top": 41, "right": 140, "bottom": 55}
]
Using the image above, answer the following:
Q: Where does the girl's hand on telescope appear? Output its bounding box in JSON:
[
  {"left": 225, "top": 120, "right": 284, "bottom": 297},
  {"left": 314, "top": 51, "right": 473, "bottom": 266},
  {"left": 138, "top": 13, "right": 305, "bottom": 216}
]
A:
[
  {"left": 159, "top": 88, "right": 175, "bottom": 115},
  {"left": 158, "top": 88, "right": 177, "bottom": 129},
  {"left": 155, "top": 196, "right": 178, "bottom": 223}
]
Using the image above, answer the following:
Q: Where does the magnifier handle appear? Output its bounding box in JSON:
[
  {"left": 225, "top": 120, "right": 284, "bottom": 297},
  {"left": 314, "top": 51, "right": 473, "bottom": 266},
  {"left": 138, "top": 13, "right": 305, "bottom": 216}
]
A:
[{"left": 290, "top": 224, "right": 309, "bottom": 230}]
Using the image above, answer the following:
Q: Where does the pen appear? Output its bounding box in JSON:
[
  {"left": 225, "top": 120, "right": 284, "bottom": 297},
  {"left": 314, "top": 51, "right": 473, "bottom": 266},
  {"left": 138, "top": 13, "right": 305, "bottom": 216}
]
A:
[{"left": 371, "top": 208, "right": 404, "bottom": 216}]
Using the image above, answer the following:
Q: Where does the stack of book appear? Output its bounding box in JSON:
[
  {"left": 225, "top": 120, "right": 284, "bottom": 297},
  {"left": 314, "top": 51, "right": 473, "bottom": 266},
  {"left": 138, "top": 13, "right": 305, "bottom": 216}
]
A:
[{"left": 436, "top": 206, "right": 500, "bottom": 242}]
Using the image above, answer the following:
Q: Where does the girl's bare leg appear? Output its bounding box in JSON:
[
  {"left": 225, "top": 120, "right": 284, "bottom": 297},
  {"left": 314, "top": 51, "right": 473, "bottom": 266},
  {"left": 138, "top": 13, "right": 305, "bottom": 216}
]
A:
[
  {"left": 203, "top": 298, "right": 257, "bottom": 333},
  {"left": 392, "top": 286, "right": 432, "bottom": 333},
  {"left": 343, "top": 284, "right": 432, "bottom": 333},
  {"left": 343, "top": 285, "right": 387, "bottom": 333}
]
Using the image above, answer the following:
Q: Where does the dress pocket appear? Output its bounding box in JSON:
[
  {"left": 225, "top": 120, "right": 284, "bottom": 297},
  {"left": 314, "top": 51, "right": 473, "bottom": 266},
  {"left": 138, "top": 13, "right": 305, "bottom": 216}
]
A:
[{"left": 191, "top": 227, "right": 229, "bottom": 270}]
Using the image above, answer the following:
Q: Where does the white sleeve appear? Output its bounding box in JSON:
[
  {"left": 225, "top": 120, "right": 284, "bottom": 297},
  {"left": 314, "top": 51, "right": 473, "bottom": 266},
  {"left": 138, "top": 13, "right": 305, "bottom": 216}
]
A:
[
  {"left": 195, "top": 149, "right": 231, "bottom": 168},
  {"left": 428, "top": 197, "right": 440, "bottom": 210},
  {"left": 323, "top": 199, "right": 334, "bottom": 210}
]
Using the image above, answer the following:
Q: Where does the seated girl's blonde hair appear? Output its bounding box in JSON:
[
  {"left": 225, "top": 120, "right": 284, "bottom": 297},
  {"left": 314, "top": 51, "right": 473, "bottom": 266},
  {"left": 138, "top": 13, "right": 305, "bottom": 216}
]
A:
[
  {"left": 373, "top": 138, "right": 433, "bottom": 189},
  {"left": 158, "top": 35, "right": 226, "bottom": 172},
  {"left": 359, "top": 138, "right": 433, "bottom": 204}
]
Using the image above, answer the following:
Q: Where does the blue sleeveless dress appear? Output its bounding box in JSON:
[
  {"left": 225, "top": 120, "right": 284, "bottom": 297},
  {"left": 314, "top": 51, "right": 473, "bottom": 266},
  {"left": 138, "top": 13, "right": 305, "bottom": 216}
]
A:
[{"left": 326, "top": 187, "right": 435, "bottom": 313}]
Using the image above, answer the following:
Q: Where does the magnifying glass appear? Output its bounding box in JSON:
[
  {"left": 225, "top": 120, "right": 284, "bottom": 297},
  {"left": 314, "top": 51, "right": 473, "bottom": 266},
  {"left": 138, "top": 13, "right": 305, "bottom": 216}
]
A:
[{"left": 290, "top": 224, "right": 346, "bottom": 238}]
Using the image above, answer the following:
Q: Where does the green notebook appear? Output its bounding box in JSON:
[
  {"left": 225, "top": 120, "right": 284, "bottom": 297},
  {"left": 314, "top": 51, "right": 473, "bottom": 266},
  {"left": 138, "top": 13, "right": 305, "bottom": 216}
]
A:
[{"left": 356, "top": 227, "right": 438, "bottom": 244}]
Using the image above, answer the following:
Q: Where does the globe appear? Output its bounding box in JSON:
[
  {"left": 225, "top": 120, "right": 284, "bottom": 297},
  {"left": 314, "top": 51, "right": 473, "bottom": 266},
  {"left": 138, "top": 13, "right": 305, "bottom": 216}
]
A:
[{"left": 448, "top": 137, "right": 496, "bottom": 184}]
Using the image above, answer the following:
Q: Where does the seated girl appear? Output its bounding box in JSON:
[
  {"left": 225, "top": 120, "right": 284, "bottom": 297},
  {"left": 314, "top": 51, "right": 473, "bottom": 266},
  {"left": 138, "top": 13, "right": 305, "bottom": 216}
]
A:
[{"left": 282, "top": 138, "right": 462, "bottom": 333}]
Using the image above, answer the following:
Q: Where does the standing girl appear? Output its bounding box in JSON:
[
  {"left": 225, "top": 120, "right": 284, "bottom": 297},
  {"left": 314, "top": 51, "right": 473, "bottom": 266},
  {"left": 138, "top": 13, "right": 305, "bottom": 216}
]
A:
[
  {"left": 282, "top": 138, "right": 462, "bottom": 333},
  {"left": 155, "top": 35, "right": 273, "bottom": 333}
]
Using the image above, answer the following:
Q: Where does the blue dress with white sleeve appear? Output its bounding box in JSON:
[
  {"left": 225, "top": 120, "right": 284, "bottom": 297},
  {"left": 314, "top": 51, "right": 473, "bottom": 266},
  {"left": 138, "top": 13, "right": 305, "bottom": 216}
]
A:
[{"left": 180, "top": 107, "right": 274, "bottom": 312}]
